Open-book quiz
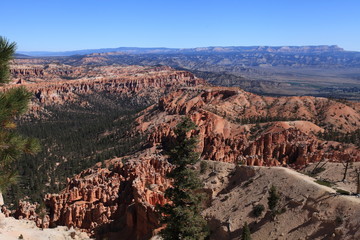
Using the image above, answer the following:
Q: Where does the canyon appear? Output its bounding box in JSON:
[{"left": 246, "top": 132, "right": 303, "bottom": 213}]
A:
[{"left": 2, "top": 61, "right": 360, "bottom": 239}]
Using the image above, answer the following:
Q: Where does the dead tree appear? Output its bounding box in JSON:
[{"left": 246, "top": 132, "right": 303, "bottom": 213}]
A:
[
  {"left": 311, "top": 157, "right": 328, "bottom": 175},
  {"left": 341, "top": 155, "right": 353, "bottom": 182},
  {"left": 355, "top": 168, "right": 360, "bottom": 195},
  {"left": 342, "top": 160, "right": 351, "bottom": 182}
]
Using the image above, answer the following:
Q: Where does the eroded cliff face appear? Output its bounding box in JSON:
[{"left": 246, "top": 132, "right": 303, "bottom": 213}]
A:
[
  {"left": 42, "top": 151, "right": 171, "bottom": 239},
  {"left": 138, "top": 87, "right": 360, "bottom": 166},
  {"left": 6, "top": 64, "right": 205, "bottom": 107}
]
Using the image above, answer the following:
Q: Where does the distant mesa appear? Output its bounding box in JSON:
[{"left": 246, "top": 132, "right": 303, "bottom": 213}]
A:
[{"left": 17, "top": 45, "right": 346, "bottom": 57}]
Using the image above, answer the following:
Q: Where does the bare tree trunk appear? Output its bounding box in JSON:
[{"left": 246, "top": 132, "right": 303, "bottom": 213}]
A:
[
  {"left": 356, "top": 169, "right": 360, "bottom": 194},
  {"left": 342, "top": 161, "right": 349, "bottom": 182},
  {"left": 311, "top": 158, "right": 327, "bottom": 175},
  {"left": 0, "top": 191, "right": 3, "bottom": 213},
  {"left": 0, "top": 192, "right": 3, "bottom": 206},
  {"left": 311, "top": 158, "right": 324, "bottom": 174}
]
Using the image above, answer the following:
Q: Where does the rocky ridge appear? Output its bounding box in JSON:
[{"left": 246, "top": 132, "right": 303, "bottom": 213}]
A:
[{"left": 6, "top": 64, "right": 205, "bottom": 108}]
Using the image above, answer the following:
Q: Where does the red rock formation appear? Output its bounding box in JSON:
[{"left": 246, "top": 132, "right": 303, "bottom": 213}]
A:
[
  {"left": 44, "top": 152, "right": 171, "bottom": 239},
  {"left": 5, "top": 65, "right": 206, "bottom": 108},
  {"left": 138, "top": 87, "right": 360, "bottom": 165}
]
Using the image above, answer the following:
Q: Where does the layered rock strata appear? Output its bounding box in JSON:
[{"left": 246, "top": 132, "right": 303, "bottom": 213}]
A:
[
  {"left": 43, "top": 152, "right": 171, "bottom": 239},
  {"left": 6, "top": 65, "right": 205, "bottom": 106}
]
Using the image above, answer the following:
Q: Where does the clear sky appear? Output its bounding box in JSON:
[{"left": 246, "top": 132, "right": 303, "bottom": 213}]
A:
[{"left": 2, "top": 0, "right": 360, "bottom": 52}]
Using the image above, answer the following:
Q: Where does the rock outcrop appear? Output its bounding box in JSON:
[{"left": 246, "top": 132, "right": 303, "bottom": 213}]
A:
[
  {"left": 138, "top": 87, "right": 360, "bottom": 165},
  {"left": 44, "top": 151, "right": 171, "bottom": 239},
  {"left": 6, "top": 64, "right": 206, "bottom": 107}
]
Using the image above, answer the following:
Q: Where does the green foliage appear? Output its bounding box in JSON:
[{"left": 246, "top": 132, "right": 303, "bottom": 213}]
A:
[
  {"left": 267, "top": 185, "right": 279, "bottom": 213},
  {"left": 336, "top": 189, "right": 350, "bottom": 195},
  {"left": 315, "top": 179, "right": 333, "bottom": 188},
  {"left": 6, "top": 93, "right": 145, "bottom": 203},
  {"left": 236, "top": 115, "right": 297, "bottom": 125},
  {"left": 317, "top": 129, "right": 360, "bottom": 148},
  {"left": 0, "top": 37, "right": 40, "bottom": 194},
  {"left": 200, "top": 161, "right": 208, "bottom": 174},
  {"left": 0, "top": 36, "right": 16, "bottom": 84},
  {"left": 252, "top": 204, "right": 265, "bottom": 217},
  {"left": 158, "top": 117, "right": 208, "bottom": 240},
  {"left": 241, "top": 222, "right": 251, "bottom": 240}
]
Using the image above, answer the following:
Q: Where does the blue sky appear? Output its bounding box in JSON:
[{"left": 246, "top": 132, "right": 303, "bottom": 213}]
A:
[{"left": 2, "top": 0, "right": 360, "bottom": 51}]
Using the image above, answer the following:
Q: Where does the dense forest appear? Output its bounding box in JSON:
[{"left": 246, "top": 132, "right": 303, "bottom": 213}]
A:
[
  {"left": 317, "top": 129, "right": 360, "bottom": 148},
  {"left": 6, "top": 92, "right": 148, "bottom": 205}
]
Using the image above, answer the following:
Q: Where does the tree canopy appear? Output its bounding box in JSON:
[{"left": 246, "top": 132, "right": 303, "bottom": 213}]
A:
[
  {"left": 0, "top": 36, "right": 40, "bottom": 194},
  {"left": 158, "top": 117, "right": 208, "bottom": 240}
]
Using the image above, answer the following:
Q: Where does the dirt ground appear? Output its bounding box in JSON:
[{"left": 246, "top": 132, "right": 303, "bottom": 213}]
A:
[
  {"left": 199, "top": 161, "right": 360, "bottom": 240},
  {"left": 0, "top": 214, "right": 91, "bottom": 240}
]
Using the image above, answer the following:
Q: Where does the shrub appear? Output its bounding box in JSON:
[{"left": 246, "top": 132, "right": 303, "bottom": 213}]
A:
[
  {"left": 252, "top": 204, "right": 265, "bottom": 217},
  {"left": 200, "top": 161, "right": 208, "bottom": 174},
  {"left": 241, "top": 222, "right": 251, "bottom": 240},
  {"left": 336, "top": 189, "right": 350, "bottom": 195},
  {"left": 267, "top": 185, "right": 279, "bottom": 213},
  {"left": 315, "top": 180, "right": 333, "bottom": 188},
  {"left": 335, "top": 216, "right": 343, "bottom": 225}
]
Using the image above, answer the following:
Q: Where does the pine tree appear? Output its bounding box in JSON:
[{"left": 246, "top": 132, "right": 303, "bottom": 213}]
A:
[
  {"left": 267, "top": 185, "right": 279, "bottom": 214},
  {"left": 158, "top": 117, "right": 208, "bottom": 240},
  {"left": 0, "top": 36, "right": 40, "bottom": 202},
  {"left": 241, "top": 222, "right": 251, "bottom": 240}
]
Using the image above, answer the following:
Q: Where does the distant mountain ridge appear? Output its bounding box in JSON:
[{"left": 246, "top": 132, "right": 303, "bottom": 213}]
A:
[
  {"left": 14, "top": 45, "right": 360, "bottom": 101},
  {"left": 18, "top": 45, "right": 346, "bottom": 57}
]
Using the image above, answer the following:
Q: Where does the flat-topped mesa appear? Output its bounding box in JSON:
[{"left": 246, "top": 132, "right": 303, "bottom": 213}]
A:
[
  {"left": 43, "top": 152, "right": 172, "bottom": 239},
  {"left": 6, "top": 64, "right": 206, "bottom": 105}
]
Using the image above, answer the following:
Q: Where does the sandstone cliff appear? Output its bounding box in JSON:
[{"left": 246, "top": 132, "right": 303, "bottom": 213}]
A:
[
  {"left": 43, "top": 150, "right": 171, "bottom": 239},
  {"left": 6, "top": 64, "right": 206, "bottom": 108}
]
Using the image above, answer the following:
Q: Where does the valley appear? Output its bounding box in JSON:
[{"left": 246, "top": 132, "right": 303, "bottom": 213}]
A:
[
  {"left": 0, "top": 55, "right": 359, "bottom": 239},
  {"left": 0, "top": 48, "right": 359, "bottom": 239}
]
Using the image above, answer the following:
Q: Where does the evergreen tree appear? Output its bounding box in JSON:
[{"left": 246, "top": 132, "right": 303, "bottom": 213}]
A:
[
  {"left": 0, "top": 36, "right": 40, "bottom": 201},
  {"left": 241, "top": 222, "right": 251, "bottom": 240},
  {"left": 267, "top": 185, "right": 279, "bottom": 214},
  {"left": 158, "top": 117, "right": 208, "bottom": 240}
]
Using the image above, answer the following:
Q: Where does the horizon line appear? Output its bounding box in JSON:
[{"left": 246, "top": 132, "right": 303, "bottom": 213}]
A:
[{"left": 17, "top": 44, "right": 357, "bottom": 54}]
